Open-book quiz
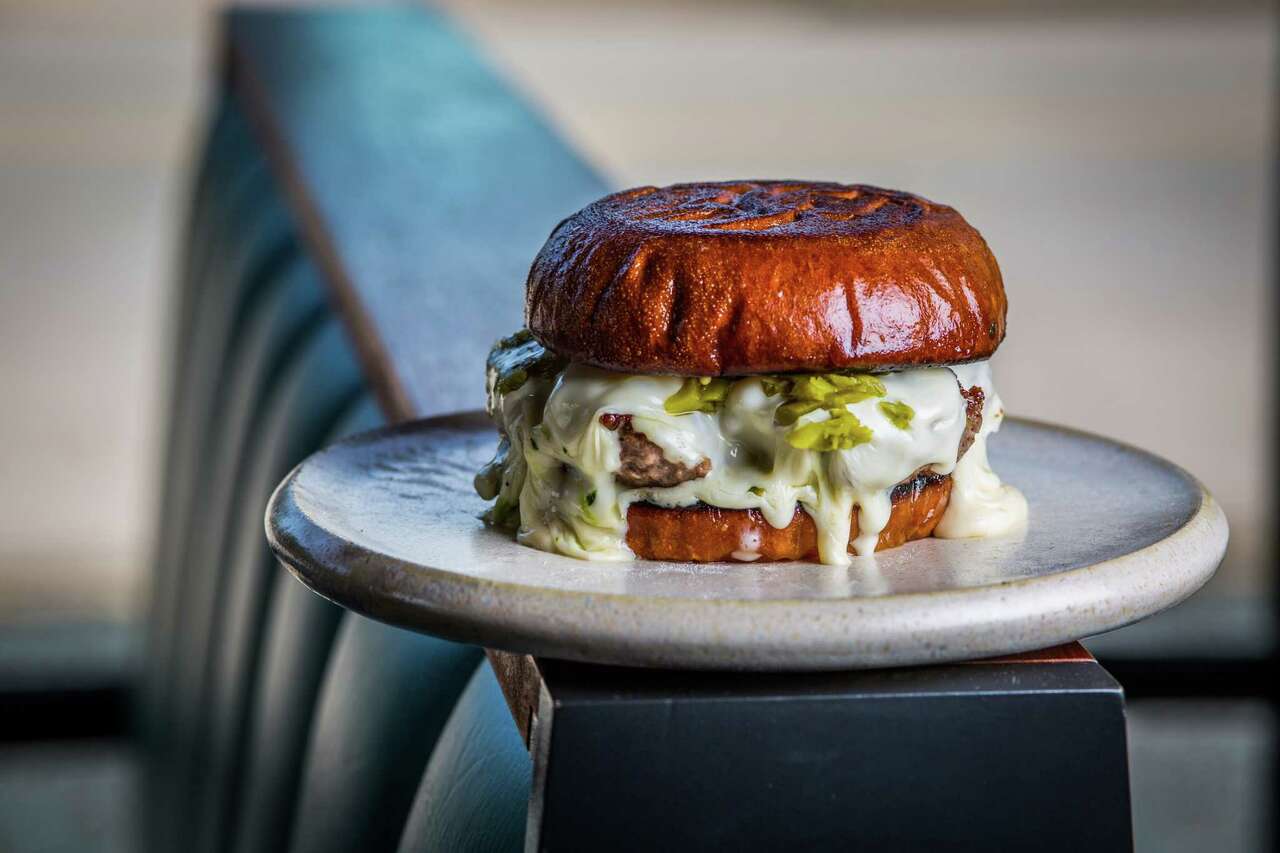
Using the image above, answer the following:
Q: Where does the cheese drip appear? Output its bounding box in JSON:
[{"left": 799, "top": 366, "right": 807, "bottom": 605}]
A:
[
  {"left": 934, "top": 362, "right": 1029, "bottom": 539},
  {"left": 476, "top": 359, "right": 1026, "bottom": 565}
]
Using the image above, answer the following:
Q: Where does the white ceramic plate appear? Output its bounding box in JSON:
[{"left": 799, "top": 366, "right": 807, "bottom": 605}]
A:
[{"left": 266, "top": 412, "right": 1227, "bottom": 670}]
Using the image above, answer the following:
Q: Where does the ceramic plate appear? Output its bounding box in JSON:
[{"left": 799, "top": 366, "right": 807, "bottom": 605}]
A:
[{"left": 266, "top": 412, "right": 1227, "bottom": 670}]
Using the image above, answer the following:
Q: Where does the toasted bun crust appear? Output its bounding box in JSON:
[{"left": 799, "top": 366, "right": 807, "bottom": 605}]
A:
[
  {"left": 625, "top": 474, "right": 952, "bottom": 562},
  {"left": 527, "top": 181, "right": 1006, "bottom": 376}
]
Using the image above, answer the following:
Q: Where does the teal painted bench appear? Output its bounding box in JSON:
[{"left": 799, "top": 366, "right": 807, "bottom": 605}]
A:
[{"left": 142, "top": 7, "right": 603, "bottom": 850}]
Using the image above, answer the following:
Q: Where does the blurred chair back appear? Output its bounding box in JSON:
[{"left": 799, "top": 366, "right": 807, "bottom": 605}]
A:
[
  {"left": 397, "top": 663, "right": 533, "bottom": 853},
  {"left": 144, "top": 86, "right": 530, "bottom": 853},
  {"left": 284, "top": 615, "right": 482, "bottom": 853}
]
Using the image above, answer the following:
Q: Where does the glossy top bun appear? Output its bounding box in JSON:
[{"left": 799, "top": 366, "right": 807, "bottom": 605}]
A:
[{"left": 526, "top": 180, "right": 1006, "bottom": 375}]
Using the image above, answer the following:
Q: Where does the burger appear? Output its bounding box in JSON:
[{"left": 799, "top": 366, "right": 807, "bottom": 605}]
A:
[{"left": 474, "top": 181, "right": 1027, "bottom": 566}]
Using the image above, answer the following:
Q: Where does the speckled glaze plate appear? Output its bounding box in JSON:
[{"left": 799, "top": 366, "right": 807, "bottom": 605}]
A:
[{"left": 266, "top": 411, "right": 1227, "bottom": 670}]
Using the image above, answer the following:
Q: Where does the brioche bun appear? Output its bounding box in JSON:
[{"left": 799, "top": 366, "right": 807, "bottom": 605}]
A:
[
  {"left": 527, "top": 180, "right": 1005, "bottom": 376},
  {"left": 625, "top": 473, "right": 952, "bottom": 562}
]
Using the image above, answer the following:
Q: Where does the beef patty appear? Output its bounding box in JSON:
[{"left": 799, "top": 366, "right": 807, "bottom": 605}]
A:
[{"left": 599, "top": 413, "right": 712, "bottom": 488}]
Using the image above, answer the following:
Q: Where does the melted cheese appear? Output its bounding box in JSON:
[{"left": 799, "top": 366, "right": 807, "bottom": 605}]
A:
[
  {"left": 476, "top": 361, "right": 1026, "bottom": 565},
  {"left": 933, "top": 362, "right": 1029, "bottom": 539}
]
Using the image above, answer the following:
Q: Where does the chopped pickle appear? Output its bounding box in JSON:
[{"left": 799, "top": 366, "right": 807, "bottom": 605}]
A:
[
  {"left": 496, "top": 367, "right": 529, "bottom": 395},
  {"left": 789, "top": 375, "right": 838, "bottom": 402},
  {"left": 786, "top": 410, "right": 874, "bottom": 451},
  {"left": 879, "top": 400, "right": 914, "bottom": 430},
  {"left": 826, "top": 375, "right": 886, "bottom": 406},
  {"left": 664, "top": 379, "right": 705, "bottom": 414},
  {"left": 487, "top": 329, "right": 567, "bottom": 397},
  {"left": 664, "top": 377, "right": 732, "bottom": 415},
  {"left": 775, "top": 399, "right": 822, "bottom": 426},
  {"left": 828, "top": 373, "right": 886, "bottom": 397},
  {"left": 699, "top": 377, "right": 732, "bottom": 404},
  {"left": 771, "top": 372, "right": 886, "bottom": 426},
  {"left": 760, "top": 377, "right": 789, "bottom": 397},
  {"left": 827, "top": 388, "right": 876, "bottom": 407}
]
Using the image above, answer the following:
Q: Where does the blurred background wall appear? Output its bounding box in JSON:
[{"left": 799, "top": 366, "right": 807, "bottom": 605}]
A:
[{"left": 1, "top": 0, "right": 205, "bottom": 623}]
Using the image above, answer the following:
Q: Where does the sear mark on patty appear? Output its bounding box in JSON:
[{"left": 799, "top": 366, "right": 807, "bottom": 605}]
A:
[
  {"left": 890, "top": 468, "right": 948, "bottom": 502},
  {"left": 958, "top": 384, "right": 984, "bottom": 459},
  {"left": 600, "top": 413, "right": 712, "bottom": 488}
]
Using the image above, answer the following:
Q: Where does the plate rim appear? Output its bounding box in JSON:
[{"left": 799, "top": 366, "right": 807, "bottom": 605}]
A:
[{"left": 265, "top": 411, "right": 1229, "bottom": 670}]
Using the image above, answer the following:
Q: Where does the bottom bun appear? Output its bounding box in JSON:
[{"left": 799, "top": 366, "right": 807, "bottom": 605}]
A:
[{"left": 625, "top": 474, "right": 952, "bottom": 562}]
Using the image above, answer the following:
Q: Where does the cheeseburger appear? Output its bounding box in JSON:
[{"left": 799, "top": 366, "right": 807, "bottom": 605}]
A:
[{"left": 474, "top": 181, "right": 1027, "bottom": 566}]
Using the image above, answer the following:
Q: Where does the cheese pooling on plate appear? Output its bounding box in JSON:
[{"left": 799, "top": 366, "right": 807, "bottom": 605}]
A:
[{"left": 474, "top": 331, "right": 1027, "bottom": 566}]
